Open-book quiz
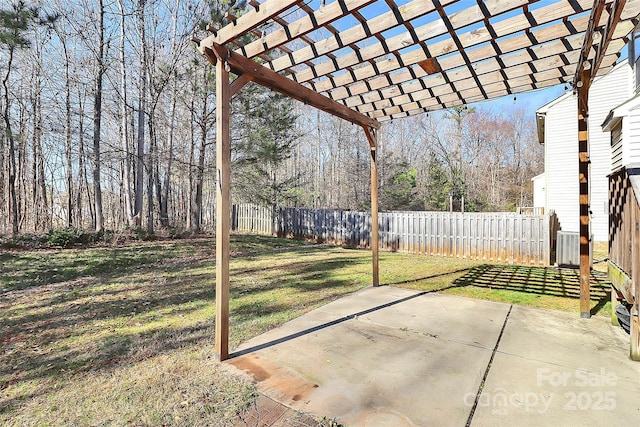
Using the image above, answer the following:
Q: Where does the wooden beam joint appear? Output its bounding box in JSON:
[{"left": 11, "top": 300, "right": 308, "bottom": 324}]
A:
[
  {"left": 230, "top": 73, "right": 252, "bottom": 96},
  {"left": 204, "top": 42, "right": 381, "bottom": 130},
  {"left": 363, "top": 125, "right": 378, "bottom": 149},
  {"left": 574, "top": 0, "right": 626, "bottom": 87}
]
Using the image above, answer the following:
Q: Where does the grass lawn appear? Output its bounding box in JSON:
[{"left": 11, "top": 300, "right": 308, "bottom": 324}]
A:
[{"left": 0, "top": 235, "right": 611, "bottom": 426}]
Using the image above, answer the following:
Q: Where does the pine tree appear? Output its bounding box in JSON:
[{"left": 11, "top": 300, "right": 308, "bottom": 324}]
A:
[
  {"left": 380, "top": 160, "right": 421, "bottom": 211},
  {"left": 424, "top": 153, "right": 451, "bottom": 211},
  {"left": 0, "top": 1, "right": 57, "bottom": 235},
  {"left": 233, "top": 85, "right": 300, "bottom": 234}
]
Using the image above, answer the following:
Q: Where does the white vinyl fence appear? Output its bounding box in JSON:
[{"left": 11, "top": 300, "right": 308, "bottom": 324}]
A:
[{"left": 232, "top": 204, "right": 557, "bottom": 266}]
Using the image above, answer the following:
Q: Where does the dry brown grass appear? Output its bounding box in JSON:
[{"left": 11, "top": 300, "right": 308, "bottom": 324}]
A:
[{"left": 13, "top": 347, "right": 255, "bottom": 426}]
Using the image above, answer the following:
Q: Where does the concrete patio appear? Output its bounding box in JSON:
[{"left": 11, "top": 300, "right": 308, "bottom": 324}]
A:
[{"left": 228, "top": 286, "right": 640, "bottom": 426}]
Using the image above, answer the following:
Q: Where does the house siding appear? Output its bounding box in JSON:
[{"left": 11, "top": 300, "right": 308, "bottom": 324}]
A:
[
  {"left": 587, "top": 63, "right": 631, "bottom": 241},
  {"left": 627, "top": 107, "right": 640, "bottom": 164},
  {"left": 611, "top": 122, "right": 623, "bottom": 172},
  {"left": 532, "top": 173, "right": 545, "bottom": 209},
  {"left": 544, "top": 94, "right": 578, "bottom": 233},
  {"left": 539, "top": 62, "right": 631, "bottom": 242}
]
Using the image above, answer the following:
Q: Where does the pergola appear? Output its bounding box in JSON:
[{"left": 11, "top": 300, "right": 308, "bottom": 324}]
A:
[{"left": 193, "top": 0, "right": 640, "bottom": 360}]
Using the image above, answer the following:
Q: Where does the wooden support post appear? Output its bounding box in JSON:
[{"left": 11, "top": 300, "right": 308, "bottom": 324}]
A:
[
  {"left": 610, "top": 286, "right": 620, "bottom": 326},
  {"left": 572, "top": 0, "right": 625, "bottom": 320},
  {"left": 215, "top": 57, "right": 231, "bottom": 361},
  {"left": 371, "top": 146, "right": 379, "bottom": 286},
  {"left": 577, "top": 70, "right": 591, "bottom": 319},
  {"left": 631, "top": 316, "right": 640, "bottom": 360},
  {"left": 632, "top": 182, "right": 640, "bottom": 360},
  {"left": 364, "top": 126, "right": 379, "bottom": 287}
]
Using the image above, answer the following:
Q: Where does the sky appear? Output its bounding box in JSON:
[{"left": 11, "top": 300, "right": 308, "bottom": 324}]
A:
[{"left": 470, "top": 84, "right": 568, "bottom": 115}]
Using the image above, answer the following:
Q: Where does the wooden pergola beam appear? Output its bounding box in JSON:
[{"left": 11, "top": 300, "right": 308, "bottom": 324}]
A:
[
  {"left": 268, "top": 0, "right": 451, "bottom": 74},
  {"left": 238, "top": 0, "right": 377, "bottom": 60},
  {"left": 594, "top": 0, "right": 627, "bottom": 74},
  {"left": 339, "top": 27, "right": 590, "bottom": 107},
  {"left": 200, "top": 0, "right": 640, "bottom": 119},
  {"left": 574, "top": 0, "right": 626, "bottom": 87},
  {"left": 201, "top": 0, "right": 301, "bottom": 46},
  {"left": 201, "top": 42, "right": 381, "bottom": 130},
  {"left": 576, "top": 68, "right": 592, "bottom": 319},
  {"left": 574, "top": 0, "right": 606, "bottom": 85},
  {"left": 573, "top": 0, "right": 603, "bottom": 319},
  {"left": 295, "top": 0, "right": 588, "bottom": 91},
  {"left": 364, "top": 51, "right": 620, "bottom": 119}
]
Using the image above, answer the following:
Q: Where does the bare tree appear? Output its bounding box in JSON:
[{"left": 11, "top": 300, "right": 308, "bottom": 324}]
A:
[
  {"left": 0, "top": 1, "right": 56, "bottom": 235},
  {"left": 117, "top": 0, "right": 134, "bottom": 228},
  {"left": 92, "top": 0, "right": 106, "bottom": 232}
]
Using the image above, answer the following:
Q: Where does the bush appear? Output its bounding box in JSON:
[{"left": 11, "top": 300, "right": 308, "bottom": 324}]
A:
[
  {"left": 2, "top": 226, "right": 189, "bottom": 250},
  {"left": 76, "top": 229, "right": 115, "bottom": 245},
  {"left": 46, "top": 227, "right": 81, "bottom": 248},
  {"left": 132, "top": 227, "right": 156, "bottom": 241},
  {"left": 0, "top": 233, "right": 48, "bottom": 249},
  {"left": 45, "top": 228, "right": 116, "bottom": 248},
  {"left": 167, "top": 227, "right": 188, "bottom": 239}
]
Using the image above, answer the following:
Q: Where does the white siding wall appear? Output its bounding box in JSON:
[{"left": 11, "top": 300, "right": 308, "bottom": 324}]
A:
[
  {"left": 587, "top": 63, "right": 631, "bottom": 241},
  {"left": 544, "top": 94, "right": 578, "bottom": 233},
  {"left": 532, "top": 173, "right": 546, "bottom": 209},
  {"left": 626, "top": 107, "right": 640, "bottom": 164},
  {"left": 612, "top": 123, "right": 623, "bottom": 171},
  {"left": 541, "top": 62, "right": 631, "bottom": 242}
]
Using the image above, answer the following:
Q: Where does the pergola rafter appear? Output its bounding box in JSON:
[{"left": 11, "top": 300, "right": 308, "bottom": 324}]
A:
[
  {"left": 200, "top": 0, "right": 640, "bottom": 122},
  {"left": 195, "top": 0, "right": 640, "bottom": 360}
]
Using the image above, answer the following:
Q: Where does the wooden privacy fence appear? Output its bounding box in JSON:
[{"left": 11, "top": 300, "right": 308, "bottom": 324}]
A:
[
  {"left": 377, "top": 211, "right": 554, "bottom": 265},
  {"left": 232, "top": 204, "right": 274, "bottom": 235},
  {"left": 232, "top": 204, "right": 557, "bottom": 266}
]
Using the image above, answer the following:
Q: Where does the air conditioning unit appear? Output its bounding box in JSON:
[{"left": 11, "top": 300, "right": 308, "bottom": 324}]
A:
[{"left": 556, "top": 231, "right": 592, "bottom": 268}]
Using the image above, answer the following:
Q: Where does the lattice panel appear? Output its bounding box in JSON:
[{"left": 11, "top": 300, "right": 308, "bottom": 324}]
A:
[{"left": 199, "top": 0, "right": 640, "bottom": 122}]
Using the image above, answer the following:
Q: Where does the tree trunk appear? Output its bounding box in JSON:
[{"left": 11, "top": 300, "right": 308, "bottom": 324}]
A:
[
  {"left": 192, "top": 67, "right": 208, "bottom": 234},
  {"left": 187, "top": 88, "right": 196, "bottom": 232},
  {"left": 147, "top": 111, "right": 155, "bottom": 234},
  {"left": 133, "top": 0, "right": 147, "bottom": 229},
  {"left": 92, "top": 0, "right": 106, "bottom": 232},
  {"left": 17, "top": 103, "right": 26, "bottom": 230},
  {"left": 2, "top": 47, "right": 19, "bottom": 236},
  {"left": 0, "top": 98, "right": 5, "bottom": 234},
  {"left": 31, "top": 55, "right": 48, "bottom": 232},
  {"left": 78, "top": 90, "right": 89, "bottom": 228},
  {"left": 159, "top": 87, "right": 176, "bottom": 228},
  {"left": 31, "top": 78, "right": 37, "bottom": 228},
  {"left": 194, "top": 120, "right": 206, "bottom": 233},
  {"left": 78, "top": 94, "right": 96, "bottom": 231},
  {"left": 271, "top": 170, "right": 277, "bottom": 236},
  {"left": 118, "top": 0, "right": 134, "bottom": 228},
  {"left": 61, "top": 34, "right": 74, "bottom": 227}
]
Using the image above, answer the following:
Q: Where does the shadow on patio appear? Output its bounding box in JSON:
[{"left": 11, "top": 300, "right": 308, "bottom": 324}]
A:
[{"left": 451, "top": 264, "right": 611, "bottom": 315}]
